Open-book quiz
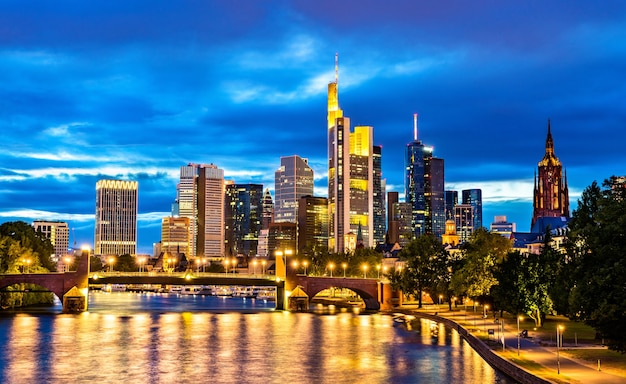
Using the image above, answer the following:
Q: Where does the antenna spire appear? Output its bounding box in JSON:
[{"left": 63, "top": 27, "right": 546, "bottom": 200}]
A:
[
  {"left": 335, "top": 52, "right": 339, "bottom": 84},
  {"left": 413, "top": 113, "right": 418, "bottom": 141}
]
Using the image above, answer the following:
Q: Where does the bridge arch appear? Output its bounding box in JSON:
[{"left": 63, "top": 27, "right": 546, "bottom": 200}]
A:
[{"left": 294, "top": 276, "right": 381, "bottom": 310}]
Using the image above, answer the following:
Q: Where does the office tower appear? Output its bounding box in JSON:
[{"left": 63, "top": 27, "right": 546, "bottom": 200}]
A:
[
  {"left": 298, "top": 196, "right": 329, "bottom": 254},
  {"left": 327, "top": 55, "right": 375, "bottom": 252},
  {"left": 490, "top": 215, "right": 516, "bottom": 237},
  {"left": 386, "top": 191, "right": 412, "bottom": 246},
  {"left": 462, "top": 189, "right": 483, "bottom": 231},
  {"left": 32, "top": 220, "right": 69, "bottom": 263},
  {"left": 372, "top": 145, "right": 386, "bottom": 245},
  {"left": 405, "top": 114, "right": 446, "bottom": 239},
  {"left": 161, "top": 217, "right": 191, "bottom": 256},
  {"left": 174, "top": 163, "right": 224, "bottom": 259},
  {"left": 454, "top": 204, "right": 474, "bottom": 243},
  {"left": 444, "top": 190, "right": 458, "bottom": 220},
  {"left": 274, "top": 155, "right": 314, "bottom": 223},
  {"left": 224, "top": 183, "right": 263, "bottom": 258},
  {"left": 261, "top": 188, "right": 274, "bottom": 229},
  {"left": 268, "top": 222, "right": 297, "bottom": 260},
  {"left": 532, "top": 120, "right": 570, "bottom": 230},
  {"left": 94, "top": 179, "right": 138, "bottom": 257}
]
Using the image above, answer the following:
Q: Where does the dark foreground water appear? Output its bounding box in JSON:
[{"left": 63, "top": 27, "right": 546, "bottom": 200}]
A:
[{"left": 0, "top": 292, "right": 516, "bottom": 384}]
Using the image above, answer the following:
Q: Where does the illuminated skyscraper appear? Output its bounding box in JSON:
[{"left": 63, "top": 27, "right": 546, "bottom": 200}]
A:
[
  {"left": 405, "top": 114, "right": 445, "bottom": 239},
  {"left": 174, "top": 163, "right": 224, "bottom": 259},
  {"left": 532, "top": 120, "right": 570, "bottom": 231},
  {"left": 274, "top": 155, "right": 314, "bottom": 223},
  {"left": 261, "top": 188, "right": 274, "bottom": 229},
  {"left": 224, "top": 183, "right": 263, "bottom": 258},
  {"left": 94, "top": 179, "right": 138, "bottom": 257},
  {"left": 372, "top": 145, "right": 386, "bottom": 245},
  {"left": 327, "top": 55, "right": 375, "bottom": 252},
  {"left": 454, "top": 203, "right": 474, "bottom": 243}
]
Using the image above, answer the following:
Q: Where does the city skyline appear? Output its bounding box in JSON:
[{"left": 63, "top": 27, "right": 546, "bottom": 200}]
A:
[{"left": 1, "top": 1, "right": 625, "bottom": 253}]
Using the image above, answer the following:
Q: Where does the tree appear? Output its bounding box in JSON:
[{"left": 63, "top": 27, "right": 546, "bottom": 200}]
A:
[
  {"left": 566, "top": 177, "right": 626, "bottom": 352},
  {"left": 394, "top": 234, "right": 450, "bottom": 308},
  {"left": 0, "top": 221, "right": 55, "bottom": 271},
  {"left": 451, "top": 228, "right": 512, "bottom": 300}
]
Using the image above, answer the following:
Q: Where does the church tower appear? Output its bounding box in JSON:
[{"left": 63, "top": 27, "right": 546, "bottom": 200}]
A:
[{"left": 532, "top": 120, "right": 570, "bottom": 229}]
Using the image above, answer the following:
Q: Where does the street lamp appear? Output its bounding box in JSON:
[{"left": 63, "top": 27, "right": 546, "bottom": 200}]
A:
[
  {"left": 64, "top": 257, "right": 72, "bottom": 272},
  {"left": 557, "top": 324, "right": 564, "bottom": 374},
  {"left": 202, "top": 258, "right": 207, "bottom": 272},
  {"left": 342, "top": 262, "right": 347, "bottom": 277},
  {"left": 376, "top": 264, "right": 381, "bottom": 279},
  {"left": 484, "top": 305, "right": 490, "bottom": 333},
  {"left": 108, "top": 257, "right": 115, "bottom": 272},
  {"left": 232, "top": 258, "right": 237, "bottom": 274},
  {"left": 224, "top": 259, "right": 230, "bottom": 274},
  {"left": 362, "top": 264, "right": 368, "bottom": 278},
  {"left": 439, "top": 294, "right": 443, "bottom": 305},
  {"left": 253, "top": 259, "right": 258, "bottom": 275},
  {"left": 138, "top": 257, "right": 146, "bottom": 273},
  {"left": 261, "top": 259, "right": 266, "bottom": 275},
  {"left": 303, "top": 260, "right": 308, "bottom": 276},
  {"left": 328, "top": 262, "right": 335, "bottom": 277}
]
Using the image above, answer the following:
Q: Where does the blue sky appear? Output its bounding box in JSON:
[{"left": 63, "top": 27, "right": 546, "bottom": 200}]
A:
[{"left": 1, "top": 1, "right": 625, "bottom": 254}]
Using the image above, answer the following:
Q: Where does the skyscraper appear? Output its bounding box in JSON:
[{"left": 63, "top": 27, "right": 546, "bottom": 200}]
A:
[
  {"left": 174, "top": 163, "right": 224, "bottom": 259},
  {"left": 444, "top": 190, "right": 458, "bottom": 220},
  {"left": 94, "top": 179, "right": 138, "bottom": 257},
  {"left": 261, "top": 188, "right": 274, "bottom": 229},
  {"left": 462, "top": 189, "right": 482, "bottom": 231},
  {"left": 274, "top": 155, "right": 314, "bottom": 223},
  {"left": 224, "top": 183, "right": 263, "bottom": 258},
  {"left": 532, "top": 120, "right": 570, "bottom": 231},
  {"left": 405, "top": 114, "right": 445, "bottom": 239},
  {"left": 327, "top": 55, "right": 375, "bottom": 253},
  {"left": 161, "top": 216, "right": 191, "bottom": 256},
  {"left": 372, "top": 145, "right": 386, "bottom": 245},
  {"left": 454, "top": 203, "right": 474, "bottom": 243}
]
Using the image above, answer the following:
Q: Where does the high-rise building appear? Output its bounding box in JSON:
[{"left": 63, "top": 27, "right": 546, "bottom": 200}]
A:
[
  {"left": 161, "top": 217, "right": 191, "bottom": 256},
  {"left": 386, "top": 191, "right": 412, "bottom": 247},
  {"left": 372, "top": 145, "right": 386, "bottom": 245},
  {"left": 224, "top": 183, "right": 263, "bottom": 258},
  {"left": 274, "top": 155, "right": 314, "bottom": 223},
  {"left": 454, "top": 204, "right": 474, "bottom": 243},
  {"left": 94, "top": 179, "right": 138, "bottom": 257},
  {"left": 174, "top": 163, "right": 224, "bottom": 259},
  {"left": 444, "top": 190, "right": 458, "bottom": 220},
  {"left": 297, "top": 196, "right": 329, "bottom": 254},
  {"left": 261, "top": 188, "right": 274, "bottom": 230},
  {"left": 327, "top": 55, "right": 375, "bottom": 253},
  {"left": 32, "top": 220, "right": 69, "bottom": 263},
  {"left": 462, "top": 189, "right": 483, "bottom": 231},
  {"left": 532, "top": 120, "right": 570, "bottom": 231},
  {"left": 405, "top": 114, "right": 445, "bottom": 239},
  {"left": 490, "top": 215, "right": 516, "bottom": 237}
]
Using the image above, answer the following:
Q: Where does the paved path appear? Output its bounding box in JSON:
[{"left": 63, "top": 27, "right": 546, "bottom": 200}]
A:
[{"left": 412, "top": 307, "right": 626, "bottom": 384}]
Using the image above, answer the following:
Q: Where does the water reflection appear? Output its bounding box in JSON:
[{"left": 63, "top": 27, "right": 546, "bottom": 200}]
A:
[{"left": 0, "top": 293, "right": 516, "bottom": 384}]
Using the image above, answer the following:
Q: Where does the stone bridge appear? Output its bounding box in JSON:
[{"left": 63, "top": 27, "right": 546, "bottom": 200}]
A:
[
  {"left": 291, "top": 275, "right": 397, "bottom": 311},
  {"left": 0, "top": 250, "right": 90, "bottom": 312}
]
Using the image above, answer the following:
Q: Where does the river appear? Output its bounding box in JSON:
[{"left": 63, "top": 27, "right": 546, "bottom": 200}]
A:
[{"left": 0, "top": 291, "right": 516, "bottom": 384}]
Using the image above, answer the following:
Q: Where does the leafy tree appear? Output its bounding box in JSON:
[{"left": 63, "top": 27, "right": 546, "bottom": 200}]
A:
[
  {"left": 0, "top": 221, "right": 55, "bottom": 271},
  {"left": 394, "top": 234, "right": 450, "bottom": 308},
  {"left": 451, "top": 228, "right": 511, "bottom": 300},
  {"left": 567, "top": 177, "right": 626, "bottom": 352}
]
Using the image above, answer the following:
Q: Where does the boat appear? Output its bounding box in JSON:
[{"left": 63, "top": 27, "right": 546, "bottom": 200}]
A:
[
  {"left": 101, "top": 284, "right": 126, "bottom": 293},
  {"left": 255, "top": 289, "right": 275, "bottom": 301},
  {"left": 233, "top": 287, "right": 257, "bottom": 299},
  {"left": 213, "top": 287, "right": 233, "bottom": 297},
  {"left": 180, "top": 286, "right": 202, "bottom": 295}
]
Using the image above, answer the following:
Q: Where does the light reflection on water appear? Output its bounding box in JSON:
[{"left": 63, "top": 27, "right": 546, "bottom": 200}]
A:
[{"left": 0, "top": 292, "right": 517, "bottom": 384}]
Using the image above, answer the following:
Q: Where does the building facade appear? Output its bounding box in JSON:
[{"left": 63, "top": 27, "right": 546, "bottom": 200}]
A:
[
  {"left": 454, "top": 203, "right": 474, "bottom": 243},
  {"left": 297, "top": 196, "right": 329, "bottom": 255},
  {"left": 224, "top": 183, "right": 263, "bottom": 258},
  {"left": 94, "top": 179, "right": 138, "bottom": 257},
  {"left": 372, "top": 145, "right": 386, "bottom": 246},
  {"left": 462, "top": 189, "right": 483, "bottom": 231},
  {"left": 161, "top": 216, "right": 191, "bottom": 256},
  {"left": 532, "top": 120, "right": 570, "bottom": 231},
  {"left": 274, "top": 155, "right": 314, "bottom": 223},
  {"left": 32, "top": 220, "right": 69, "bottom": 264}
]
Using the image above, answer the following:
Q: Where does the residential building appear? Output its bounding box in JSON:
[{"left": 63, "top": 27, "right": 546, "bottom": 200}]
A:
[{"left": 32, "top": 220, "right": 69, "bottom": 265}]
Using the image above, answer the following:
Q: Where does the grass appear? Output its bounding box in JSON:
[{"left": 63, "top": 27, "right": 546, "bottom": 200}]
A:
[{"left": 561, "top": 348, "right": 626, "bottom": 377}]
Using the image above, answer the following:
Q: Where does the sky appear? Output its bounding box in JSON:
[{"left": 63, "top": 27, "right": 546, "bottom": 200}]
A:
[{"left": 1, "top": 1, "right": 625, "bottom": 254}]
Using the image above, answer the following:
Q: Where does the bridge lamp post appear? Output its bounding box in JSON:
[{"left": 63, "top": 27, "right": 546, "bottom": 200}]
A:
[
  {"left": 376, "top": 264, "right": 381, "bottom": 279},
  {"left": 202, "top": 258, "right": 207, "bottom": 273},
  {"left": 328, "top": 262, "right": 335, "bottom": 277},
  {"left": 64, "top": 257, "right": 72, "bottom": 272},
  {"left": 342, "top": 262, "right": 347, "bottom": 278},
  {"left": 303, "top": 260, "right": 308, "bottom": 276},
  {"left": 362, "top": 264, "right": 368, "bottom": 278},
  {"left": 262, "top": 259, "right": 266, "bottom": 276},
  {"left": 253, "top": 259, "right": 257, "bottom": 275},
  {"left": 138, "top": 257, "right": 146, "bottom": 273},
  {"left": 292, "top": 260, "right": 299, "bottom": 273},
  {"left": 108, "top": 257, "right": 115, "bottom": 273},
  {"left": 224, "top": 259, "right": 230, "bottom": 274},
  {"left": 231, "top": 258, "right": 237, "bottom": 274}
]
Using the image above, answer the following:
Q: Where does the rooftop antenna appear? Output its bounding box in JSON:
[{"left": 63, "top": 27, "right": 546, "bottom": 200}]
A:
[
  {"left": 413, "top": 113, "right": 418, "bottom": 141},
  {"left": 335, "top": 52, "right": 339, "bottom": 85}
]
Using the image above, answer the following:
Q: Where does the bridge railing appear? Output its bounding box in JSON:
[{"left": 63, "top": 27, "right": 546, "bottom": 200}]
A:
[{"left": 90, "top": 271, "right": 279, "bottom": 280}]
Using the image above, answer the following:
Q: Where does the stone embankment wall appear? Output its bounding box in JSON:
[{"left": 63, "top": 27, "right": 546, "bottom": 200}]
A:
[{"left": 413, "top": 312, "right": 553, "bottom": 384}]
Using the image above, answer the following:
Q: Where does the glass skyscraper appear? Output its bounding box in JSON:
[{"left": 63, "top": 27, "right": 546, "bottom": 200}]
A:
[{"left": 274, "top": 155, "right": 314, "bottom": 223}]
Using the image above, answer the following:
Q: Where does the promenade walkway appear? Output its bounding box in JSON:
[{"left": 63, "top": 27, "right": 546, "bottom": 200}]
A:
[{"left": 406, "top": 305, "right": 626, "bottom": 384}]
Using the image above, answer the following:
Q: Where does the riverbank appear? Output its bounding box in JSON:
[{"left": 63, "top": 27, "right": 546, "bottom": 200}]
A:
[{"left": 397, "top": 304, "right": 626, "bottom": 384}]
